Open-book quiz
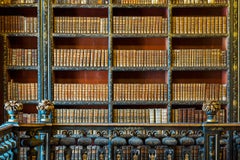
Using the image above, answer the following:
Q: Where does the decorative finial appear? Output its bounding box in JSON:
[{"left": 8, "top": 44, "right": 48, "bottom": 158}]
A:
[
  {"left": 36, "top": 99, "right": 54, "bottom": 122},
  {"left": 4, "top": 100, "right": 23, "bottom": 123},
  {"left": 202, "top": 100, "right": 220, "bottom": 123}
]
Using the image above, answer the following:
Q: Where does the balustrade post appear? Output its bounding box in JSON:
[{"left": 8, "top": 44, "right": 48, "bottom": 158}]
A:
[
  {"left": 111, "top": 130, "right": 127, "bottom": 160},
  {"left": 127, "top": 130, "right": 143, "bottom": 160},
  {"left": 77, "top": 130, "right": 92, "bottom": 160},
  {"left": 94, "top": 131, "right": 109, "bottom": 160},
  {"left": 202, "top": 100, "right": 222, "bottom": 160},
  {"left": 179, "top": 131, "right": 195, "bottom": 160},
  {"left": 196, "top": 131, "right": 204, "bottom": 160},
  {"left": 145, "top": 131, "right": 161, "bottom": 160},
  {"left": 59, "top": 130, "right": 76, "bottom": 160},
  {"left": 161, "top": 131, "right": 177, "bottom": 160},
  {"left": 50, "top": 136, "right": 59, "bottom": 160},
  {"left": 20, "top": 129, "right": 43, "bottom": 160}
]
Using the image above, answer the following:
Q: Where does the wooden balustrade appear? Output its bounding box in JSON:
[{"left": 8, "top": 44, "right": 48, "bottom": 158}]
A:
[{"left": 1, "top": 122, "right": 240, "bottom": 159}]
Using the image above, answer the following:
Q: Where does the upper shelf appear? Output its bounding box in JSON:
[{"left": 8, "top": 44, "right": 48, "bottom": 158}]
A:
[{"left": 0, "top": 3, "right": 38, "bottom": 8}]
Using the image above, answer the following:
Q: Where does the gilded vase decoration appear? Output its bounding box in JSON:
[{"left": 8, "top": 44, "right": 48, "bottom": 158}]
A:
[
  {"left": 4, "top": 100, "right": 23, "bottom": 123},
  {"left": 36, "top": 99, "right": 54, "bottom": 122}
]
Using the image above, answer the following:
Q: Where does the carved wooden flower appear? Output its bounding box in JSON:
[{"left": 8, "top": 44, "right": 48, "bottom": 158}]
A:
[
  {"left": 4, "top": 100, "right": 23, "bottom": 111},
  {"left": 36, "top": 99, "right": 54, "bottom": 111},
  {"left": 202, "top": 100, "right": 220, "bottom": 113}
]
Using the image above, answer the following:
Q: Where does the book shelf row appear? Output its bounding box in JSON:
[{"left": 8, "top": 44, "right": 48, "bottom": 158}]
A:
[
  {"left": 6, "top": 82, "right": 227, "bottom": 102},
  {"left": 113, "top": 108, "right": 168, "bottom": 123},
  {"left": 7, "top": 48, "right": 38, "bottom": 66},
  {"left": 53, "top": 108, "right": 108, "bottom": 123},
  {"left": 54, "top": 17, "right": 108, "bottom": 34},
  {"left": 6, "top": 48, "right": 227, "bottom": 68},
  {"left": 113, "top": 50, "right": 167, "bottom": 67},
  {"left": 172, "top": 16, "right": 227, "bottom": 35},
  {"left": 53, "top": 49, "right": 108, "bottom": 67},
  {"left": 18, "top": 113, "right": 37, "bottom": 123},
  {"left": 171, "top": 108, "right": 226, "bottom": 123},
  {"left": 53, "top": 83, "right": 108, "bottom": 101},
  {"left": 7, "top": 81, "right": 38, "bottom": 101},
  {"left": 114, "top": 0, "right": 167, "bottom": 4},
  {"left": 16, "top": 106, "right": 226, "bottom": 124},
  {"left": 172, "top": 83, "right": 227, "bottom": 101},
  {"left": 54, "top": 0, "right": 108, "bottom": 4},
  {"left": 113, "top": 83, "right": 168, "bottom": 101},
  {"left": 53, "top": 0, "right": 227, "bottom": 5},
  {"left": 172, "top": 49, "right": 226, "bottom": 67},
  {"left": 52, "top": 16, "right": 227, "bottom": 35},
  {"left": 113, "top": 16, "right": 168, "bottom": 34},
  {"left": 172, "top": 0, "right": 227, "bottom": 4},
  {"left": 0, "top": 16, "right": 37, "bottom": 33}
]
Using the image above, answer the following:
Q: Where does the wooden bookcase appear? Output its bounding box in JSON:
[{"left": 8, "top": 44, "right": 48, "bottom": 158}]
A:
[
  {"left": 0, "top": 2, "right": 40, "bottom": 123},
  {"left": 0, "top": 0, "right": 239, "bottom": 159},
  {"left": 0, "top": 0, "right": 237, "bottom": 124}
]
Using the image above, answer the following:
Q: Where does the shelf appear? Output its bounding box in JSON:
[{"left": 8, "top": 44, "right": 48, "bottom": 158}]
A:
[
  {"left": 53, "top": 101, "right": 109, "bottom": 105},
  {"left": 53, "top": 33, "right": 109, "bottom": 38},
  {"left": 112, "top": 4, "right": 168, "bottom": 8},
  {"left": 112, "top": 67, "right": 168, "bottom": 71},
  {"left": 7, "top": 66, "right": 38, "bottom": 70},
  {"left": 2, "top": 33, "right": 38, "bottom": 37},
  {"left": 112, "top": 34, "right": 168, "bottom": 38},
  {"left": 52, "top": 66, "right": 108, "bottom": 71},
  {"left": 171, "top": 3, "right": 228, "bottom": 8},
  {"left": 171, "top": 66, "right": 227, "bottom": 71},
  {"left": 52, "top": 4, "right": 108, "bottom": 8},
  {"left": 171, "top": 34, "right": 228, "bottom": 38},
  {"left": 113, "top": 101, "right": 168, "bottom": 105},
  {"left": 171, "top": 100, "right": 227, "bottom": 105},
  {"left": 0, "top": 3, "right": 38, "bottom": 8}
]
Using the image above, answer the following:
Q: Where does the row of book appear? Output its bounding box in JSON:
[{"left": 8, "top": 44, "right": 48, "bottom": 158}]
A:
[
  {"left": 54, "top": 17, "right": 108, "bottom": 34},
  {"left": 19, "top": 144, "right": 226, "bottom": 160},
  {"left": 172, "top": 49, "right": 226, "bottom": 67},
  {"left": 0, "top": 0, "right": 37, "bottom": 4},
  {"left": 19, "top": 147, "right": 30, "bottom": 160},
  {"left": 114, "top": 0, "right": 167, "bottom": 5},
  {"left": 7, "top": 48, "right": 38, "bottom": 66},
  {"left": 55, "top": 129, "right": 107, "bottom": 135},
  {"left": 114, "top": 145, "right": 201, "bottom": 160},
  {"left": 53, "top": 108, "right": 108, "bottom": 123},
  {"left": 113, "top": 108, "right": 168, "bottom": 123},
  {"left": 113, "top": 49, "right": 167, "bottom": 67},
  {"left": 0, "top": 16, "right": 37, "bottom": 33},
  {"left": 113, "top": 83, "right": 168, "bottom": 101},
  {"left": 18, "top": 112, "right": 38, "bottom": 123},
  {"left": 172, "top": 16, "right": 227, "bottom": 34},
  {"left": 113, "top": 16, "right": 168, "bottom": 34},
  {"left": 54, "top": 0, "right": 108, "bottom": 4},
  {"left": 54, "top": 145, "right": 109, "bottom": 160},
  {"left": 17, "top": 108, "right": 225, "bottom": 124},
  {"left": 7, "top": 48, "right": 227, "bottom": 68},
  {"left": 54, "top": 83, "right": 108, "bottom": 101},
  {"left": 171, "top": 108, "right": 226, "bottom": 123},
  {"left": 53, "top": 49, "right": 108, "bottom": 67},
  {"left": 172, "top": 0, "right": 227, "bottom": 4},
  {"left": 7, "top": 81, "right": 38, "bottom": 101},
  {"left": 172, "top": 83, "right": 227, "bottom": 101}
]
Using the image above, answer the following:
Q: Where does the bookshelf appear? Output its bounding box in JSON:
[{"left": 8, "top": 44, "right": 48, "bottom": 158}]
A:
[
  {"left": 0, "top": 2, "right": 40, "bottom": 123},
  {"left": 0, "top": 0, "right": 239, "bottom": 159}
]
